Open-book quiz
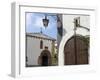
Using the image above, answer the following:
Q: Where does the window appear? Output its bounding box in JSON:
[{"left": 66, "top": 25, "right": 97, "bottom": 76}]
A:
[
  {"left": 40, "top": 40, "right": 43, "bottom": 49},
  {"left": 45, "top": 46, "right": 48, "bottom": 50}
]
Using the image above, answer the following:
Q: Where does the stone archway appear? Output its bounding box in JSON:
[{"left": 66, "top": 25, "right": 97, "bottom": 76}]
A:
[
  {"left": 38, "top": 50, "right": 52, "bottom": 66},
  {"left": 64, "top": 35, "right": 89, "bottom": 65}
]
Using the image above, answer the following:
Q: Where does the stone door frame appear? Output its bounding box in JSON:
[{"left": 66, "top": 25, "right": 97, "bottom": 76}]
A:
[{"left": 38, "top": 50, "right": 52, "bottom": 66}]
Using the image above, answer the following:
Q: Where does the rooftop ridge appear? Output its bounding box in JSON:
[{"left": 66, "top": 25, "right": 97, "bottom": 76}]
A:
[{"left": 26, "top": 32, "right": 56, "bottom": 41}]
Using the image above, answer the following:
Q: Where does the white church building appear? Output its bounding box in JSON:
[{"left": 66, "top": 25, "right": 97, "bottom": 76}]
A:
[{"left": 26, "top": 32, "right": 57, "bottom": 67}]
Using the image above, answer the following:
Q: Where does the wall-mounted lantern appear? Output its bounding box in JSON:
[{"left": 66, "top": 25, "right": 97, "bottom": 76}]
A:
[
  {"left": 74, "top": 17, "right": 80, "bottom": 27},
  {"left": 42, "top": 14, "right": 49, "bottom": 28}
]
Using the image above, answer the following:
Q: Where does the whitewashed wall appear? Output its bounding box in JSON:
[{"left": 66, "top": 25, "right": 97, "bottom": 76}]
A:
[
  {"left": 62, "top": 15, "right": 90, "bottom": 36},
  {"left": 26, "top": 36, "right": 53, "bottom": 66}
]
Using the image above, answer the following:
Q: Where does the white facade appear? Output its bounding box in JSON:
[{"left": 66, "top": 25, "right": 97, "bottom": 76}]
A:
[{"left": 26, "top": 33, "right": 55, "bottom": 66}]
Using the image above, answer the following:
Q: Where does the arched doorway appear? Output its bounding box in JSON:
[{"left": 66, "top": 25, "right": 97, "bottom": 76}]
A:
[
  {"left": 64, "top": 35, "right": 89, "bottom": 65},
  {"left": 38, "top": 50, "right": 52, "bottom": 66}
]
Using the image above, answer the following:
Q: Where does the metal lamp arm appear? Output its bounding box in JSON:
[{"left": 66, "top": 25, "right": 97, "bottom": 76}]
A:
[{"left": 78, "top": 25, "right": 90, "bottom": 31}]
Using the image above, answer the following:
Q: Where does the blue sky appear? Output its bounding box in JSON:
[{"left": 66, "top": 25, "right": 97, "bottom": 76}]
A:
[{"left": 26, "top": 12, "right": 57, "bottom": 39}]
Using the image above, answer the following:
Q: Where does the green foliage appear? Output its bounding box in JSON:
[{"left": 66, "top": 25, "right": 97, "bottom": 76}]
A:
[{"left": 78, "top": 35, "right": 90, "bottom": 47}]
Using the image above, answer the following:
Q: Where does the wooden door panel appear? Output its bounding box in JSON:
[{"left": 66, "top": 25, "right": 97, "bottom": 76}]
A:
[{"left": 64, "top": 36, "right": 89, "bottom": 65}]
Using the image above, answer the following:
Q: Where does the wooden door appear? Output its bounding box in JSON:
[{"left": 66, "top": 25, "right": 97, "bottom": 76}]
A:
[
  {"left": 42, "top": 55, "right": 48, "bottom": 66},
  {"left": 64, "top": 36, "right": 89, "bottom": 65}
]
